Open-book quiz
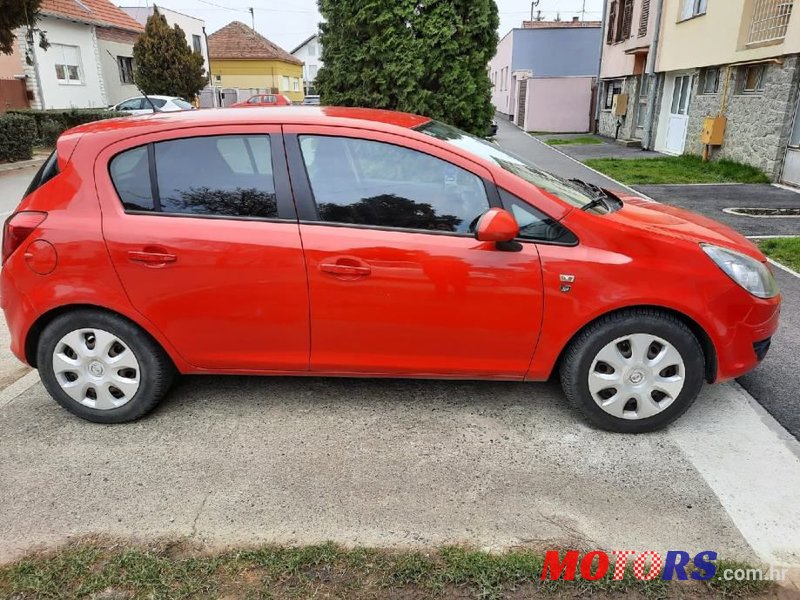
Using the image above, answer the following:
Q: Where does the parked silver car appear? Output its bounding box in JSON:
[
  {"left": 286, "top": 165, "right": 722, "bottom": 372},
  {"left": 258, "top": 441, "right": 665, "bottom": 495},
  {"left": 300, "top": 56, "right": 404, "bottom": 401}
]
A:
[{"left": 110, "top": 95, "right": 194, "bottom": 115}]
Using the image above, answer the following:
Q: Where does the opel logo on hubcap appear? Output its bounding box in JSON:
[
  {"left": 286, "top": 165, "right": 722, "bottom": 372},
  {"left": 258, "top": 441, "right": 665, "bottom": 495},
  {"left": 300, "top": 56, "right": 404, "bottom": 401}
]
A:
[
  {"left": 629, "top": 370, "right": 645, "bottom": 384},
  {"left": 88, "top": 361, "right": 104, "bottom": 377}
]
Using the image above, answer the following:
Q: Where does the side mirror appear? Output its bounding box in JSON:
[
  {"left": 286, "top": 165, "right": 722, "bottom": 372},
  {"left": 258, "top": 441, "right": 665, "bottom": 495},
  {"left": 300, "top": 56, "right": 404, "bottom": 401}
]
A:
[{"left": 474, "top": 208, "right": 519, "bottom": 243}]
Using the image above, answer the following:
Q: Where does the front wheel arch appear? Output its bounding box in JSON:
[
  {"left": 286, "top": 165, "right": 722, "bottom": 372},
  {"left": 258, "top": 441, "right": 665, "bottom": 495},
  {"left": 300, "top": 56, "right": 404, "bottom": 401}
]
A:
[{"left": 552, "top": 305, "right": 718, "bottom": 384}]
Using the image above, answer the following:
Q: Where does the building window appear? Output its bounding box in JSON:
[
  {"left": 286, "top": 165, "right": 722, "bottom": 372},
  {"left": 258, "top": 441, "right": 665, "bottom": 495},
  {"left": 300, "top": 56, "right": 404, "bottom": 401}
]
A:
[
  {"left": 679, "top": 0, "right": 708, "bottom": 20},
  {"left": 747, "top": 0, "right": 794, "bottom": 45},
  {"left": 639, "top": 0, "right": 651, "bottom": 36},
  {"left": 214, "top": 74, "right": 221, "bottom": 82},
  {"left": 604, "top": 79, "right": 623, "bottom": 109},
  {"left": 117, "top": 56, "right": 134, "bottom": 84},
  {"left": 281, "top": 76, "right": 290, "bottom": 91},
  {"left": 53, "top": 44, "right": 82, "bottom": 85},
  {"left": 293, "top": 78, "right": 300, "bottom": 92},
  {"left": 636, "top": 75, "right": 650, "bottom": 128},
  {"left": 192, "top": 34, "right": 202, "bottom": 53},
  {"left": 607, "top": 1, "right": 617, "bottom": 43},
  {"left": 699, "top": 67, "right": 721, "bottom": 94},
  {"left": 608, "top": 0, "right": 634, "bottom": 43},
  {"left": 619, "top": 0, "right": 634, "bottom": 39},
  {"left": 307, "top": 43, "right": 316, "bottom": 56},
  {"left": 737, "top": 64, "right": 767, "bottom": 94},
  {"left": 308, "top": 64, "right": 318, "bottom": 79}
]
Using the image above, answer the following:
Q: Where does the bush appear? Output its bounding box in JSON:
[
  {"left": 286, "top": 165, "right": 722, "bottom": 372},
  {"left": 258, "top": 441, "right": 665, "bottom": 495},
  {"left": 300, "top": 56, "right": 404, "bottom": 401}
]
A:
[
  {"left": 0, "top": 113, "right": 37, "bottom": 162},
  {"left": 6, "top": 108, "right": 124, "bottom": 146}
]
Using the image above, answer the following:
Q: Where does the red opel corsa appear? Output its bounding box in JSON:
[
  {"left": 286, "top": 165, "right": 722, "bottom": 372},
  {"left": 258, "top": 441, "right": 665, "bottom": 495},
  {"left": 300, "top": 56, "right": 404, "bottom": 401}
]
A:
[{"left": 1, "top": 107, "right": 780, "bottom": 432}]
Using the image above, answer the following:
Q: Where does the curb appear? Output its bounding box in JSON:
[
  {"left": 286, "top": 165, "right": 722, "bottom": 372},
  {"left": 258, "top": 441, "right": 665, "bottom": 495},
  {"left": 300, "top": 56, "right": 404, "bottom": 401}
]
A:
[
  {"left": 520, "top": 129, "right": 656, "bottom": 201},
  {"left": 0, "top": 369, "right": 40, "bottom": 409},
  {"left": 0, "top": 157, "right": 46, "bottom": 175}
]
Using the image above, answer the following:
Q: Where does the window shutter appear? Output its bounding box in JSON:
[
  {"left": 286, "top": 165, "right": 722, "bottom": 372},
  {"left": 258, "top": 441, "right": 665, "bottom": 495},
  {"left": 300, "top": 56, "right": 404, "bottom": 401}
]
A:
[
  {"left": 621, "top": 0, "right": 634, "bottom": 39},
  {"left": 607, "top": 1, "right": 618, "bottom": 43},
  {"left": 639, "top": 0, "right": 651, "bottom": 36}
]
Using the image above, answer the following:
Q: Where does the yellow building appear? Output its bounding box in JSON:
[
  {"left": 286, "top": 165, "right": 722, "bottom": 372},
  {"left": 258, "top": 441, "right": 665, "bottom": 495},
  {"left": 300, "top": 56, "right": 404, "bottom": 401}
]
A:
[{"left": 208, "top": 21, "right": 304, "bottom": 103}]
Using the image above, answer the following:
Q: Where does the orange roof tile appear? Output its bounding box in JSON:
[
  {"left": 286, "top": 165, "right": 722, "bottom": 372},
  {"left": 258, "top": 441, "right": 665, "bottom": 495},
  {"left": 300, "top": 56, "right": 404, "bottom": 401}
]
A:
[
  {"left": 208, "top": 21, "right": 302, "bottom": 64},
  {"left": 40, "top": 0, "right": 144, "bottom": 33}
]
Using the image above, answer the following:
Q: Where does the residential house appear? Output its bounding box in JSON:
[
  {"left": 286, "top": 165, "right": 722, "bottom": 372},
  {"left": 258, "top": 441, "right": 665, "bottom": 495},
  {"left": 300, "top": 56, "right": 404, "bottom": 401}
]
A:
[
  {"left": 0, "top": 40, "right": 29, "bottom": 112},
  {"left": 291, "top": 34, "right": 322, "bottom": 96},
  {"left": 22, "top": 0, "right": 143, "bottom": 109},
  {"left": 652, "top": 0, "right": 800, "bottom": 184},
  {"left": 208, "top": 21, "right": 304, "bottom": 104},
  {"left": 597, "top": 0, "right": 660, "bottom": 143},
  {"left": 489, "top": 20, "right": 602, "bottom": 133}
]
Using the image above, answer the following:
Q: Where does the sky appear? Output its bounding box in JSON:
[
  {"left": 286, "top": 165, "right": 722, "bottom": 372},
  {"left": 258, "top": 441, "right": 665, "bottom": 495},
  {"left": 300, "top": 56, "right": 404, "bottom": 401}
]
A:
[{"left": 113, "top": 0, "right": 604, "bottom": 54}]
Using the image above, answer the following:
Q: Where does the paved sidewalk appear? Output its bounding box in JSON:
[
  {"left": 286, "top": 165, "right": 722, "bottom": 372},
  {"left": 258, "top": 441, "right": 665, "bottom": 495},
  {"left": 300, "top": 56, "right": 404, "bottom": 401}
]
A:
[{"left": 533, "top": 132, "right": 663, "bottom": 161}]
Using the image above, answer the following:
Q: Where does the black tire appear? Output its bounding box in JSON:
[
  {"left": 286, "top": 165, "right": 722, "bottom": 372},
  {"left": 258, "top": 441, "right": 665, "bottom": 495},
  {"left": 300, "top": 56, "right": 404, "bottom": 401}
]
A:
[
  {"left": 36, "top": 309, "right": 175, "bottom": 423},
  {"left": 559, "top": 309, "right": 705, "bottom": 433}
]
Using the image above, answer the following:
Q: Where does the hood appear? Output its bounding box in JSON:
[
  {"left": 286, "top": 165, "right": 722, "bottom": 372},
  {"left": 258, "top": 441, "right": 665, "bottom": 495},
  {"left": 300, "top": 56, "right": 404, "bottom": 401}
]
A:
[{"left": 606, "top": 197, "right": 764, "bottom": 261}]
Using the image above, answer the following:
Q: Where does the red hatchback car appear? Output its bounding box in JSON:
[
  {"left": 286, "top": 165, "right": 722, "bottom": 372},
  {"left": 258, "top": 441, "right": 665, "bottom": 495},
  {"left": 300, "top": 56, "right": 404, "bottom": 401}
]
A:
[
  {"left": 230, "top": 94, "right": 293, "bottom": 108},
  {"left": 1, "top": 107, "right": 780, "bottom": 432}
]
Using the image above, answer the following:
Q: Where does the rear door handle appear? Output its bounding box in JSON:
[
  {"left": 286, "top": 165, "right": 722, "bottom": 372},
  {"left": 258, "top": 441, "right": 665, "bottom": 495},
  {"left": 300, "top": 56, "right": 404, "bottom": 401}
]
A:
[
  {"left": 319, "top": 258, "right": 371, "bottom": 278},
  {"left": 128, "top": 250, "right": 177, "bottom": 266}
]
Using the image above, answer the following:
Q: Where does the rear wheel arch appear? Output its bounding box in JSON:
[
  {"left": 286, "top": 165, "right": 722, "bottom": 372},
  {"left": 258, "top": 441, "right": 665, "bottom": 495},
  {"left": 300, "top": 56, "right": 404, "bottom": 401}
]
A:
[
  {"left": 25, "top": 304, "right": 180, "bottom": 372},
  {"left": 553, "top": 305, "right": 718, "bottom": 384}
]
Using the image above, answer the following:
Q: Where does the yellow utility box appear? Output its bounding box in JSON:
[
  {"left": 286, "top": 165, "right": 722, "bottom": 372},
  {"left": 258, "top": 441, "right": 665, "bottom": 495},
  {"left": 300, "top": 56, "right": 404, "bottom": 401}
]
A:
[
  {"left": 702, "top": 116, "right": 727, "bottom": 146},
  {"left": 612, "top": 93, "right": 629, "bottom": 117}
]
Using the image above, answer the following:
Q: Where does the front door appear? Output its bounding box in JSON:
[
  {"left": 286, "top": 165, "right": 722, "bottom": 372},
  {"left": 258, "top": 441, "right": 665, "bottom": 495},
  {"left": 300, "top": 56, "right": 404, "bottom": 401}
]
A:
[
  {"left": 664, "top": 74, "right": 693, "bottom": 154},
  {"left": 782, "top": 88, "right": 800, "bottom": 186},
  {"left": 96, "top": 126, "right": 310, "bottom": 371},
  {"left": 285, "top": 127, "right": 544, "bottom": 378}
]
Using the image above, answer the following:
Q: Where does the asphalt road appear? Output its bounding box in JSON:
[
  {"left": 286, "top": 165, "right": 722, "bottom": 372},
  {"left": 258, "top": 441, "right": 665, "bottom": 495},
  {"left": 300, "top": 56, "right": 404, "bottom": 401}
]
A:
[{"left": 0, "top": 167, "right": 35, "bottom": 217}]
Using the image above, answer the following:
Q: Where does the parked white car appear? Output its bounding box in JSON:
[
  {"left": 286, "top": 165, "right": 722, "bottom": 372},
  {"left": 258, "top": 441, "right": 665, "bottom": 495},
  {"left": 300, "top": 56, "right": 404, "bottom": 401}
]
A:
[{"left": 110, "top": 95, "right": 194, "bottom": 115}]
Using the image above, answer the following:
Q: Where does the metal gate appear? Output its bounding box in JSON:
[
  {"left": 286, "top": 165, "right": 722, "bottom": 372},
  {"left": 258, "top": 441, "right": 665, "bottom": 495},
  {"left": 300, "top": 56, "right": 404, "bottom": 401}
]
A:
[
  {"left": 515, "top": 79, "right": 527, "bottom": 128},
  {"left": 0, "top": 79, "right": 29, "bottom": 113}
]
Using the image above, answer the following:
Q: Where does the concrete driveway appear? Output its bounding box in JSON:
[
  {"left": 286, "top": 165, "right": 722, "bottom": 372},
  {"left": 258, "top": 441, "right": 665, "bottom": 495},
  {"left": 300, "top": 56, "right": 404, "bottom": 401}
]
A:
[{"left": 1, "top": 148, "right": 800, "bottom": 570}]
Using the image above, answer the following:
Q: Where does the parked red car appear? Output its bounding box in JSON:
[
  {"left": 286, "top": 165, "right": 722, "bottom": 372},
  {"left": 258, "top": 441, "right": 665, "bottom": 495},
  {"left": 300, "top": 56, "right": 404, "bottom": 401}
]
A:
[
  {"left": 230, "top": 94, "right": 292, "bottom": 108},
  {"left": 1, "top": 107, "right": 780, "bottom": 431}
]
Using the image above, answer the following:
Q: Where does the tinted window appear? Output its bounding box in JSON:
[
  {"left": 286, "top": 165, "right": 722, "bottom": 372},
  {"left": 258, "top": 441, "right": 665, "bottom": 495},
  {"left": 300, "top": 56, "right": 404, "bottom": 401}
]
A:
[
  {"left": 299, "top": 136, "right": 490, "bottom": 233},
  {"left": 172, "top": 99, "right": 192, "bottom": 110},
  {"left": 24, "top": 151, "right": 59, "bottom": 197},
  {"left": 117, "top": 98, "right": 144, "bottom": 110},
  {"left": 155, "top": 135, "right": 277, "bottom": 218},
  {"left": 148, "top": 97, "right": 167, "bottom": 109},
  {"left": 500, "top": 189, "right": 577, "bottom": 245},
  {"left": 109, "top": 146, "right": 154, "bottom": 211}
]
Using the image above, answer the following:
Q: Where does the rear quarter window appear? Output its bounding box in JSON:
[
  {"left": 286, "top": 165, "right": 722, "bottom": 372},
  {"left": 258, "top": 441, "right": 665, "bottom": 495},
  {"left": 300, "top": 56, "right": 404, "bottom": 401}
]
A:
[
  {"left": 24, "top": 151, "right": 60, "bottom": 197},
  {"left": 109, "top": 146, "right": 155, "bottom": 211}
]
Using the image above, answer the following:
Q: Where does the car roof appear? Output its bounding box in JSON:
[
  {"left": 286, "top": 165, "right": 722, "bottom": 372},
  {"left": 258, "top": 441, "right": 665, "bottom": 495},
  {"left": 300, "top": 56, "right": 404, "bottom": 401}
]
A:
[{"left": 66, "top": 106, "right": 432, "bottom": 138}]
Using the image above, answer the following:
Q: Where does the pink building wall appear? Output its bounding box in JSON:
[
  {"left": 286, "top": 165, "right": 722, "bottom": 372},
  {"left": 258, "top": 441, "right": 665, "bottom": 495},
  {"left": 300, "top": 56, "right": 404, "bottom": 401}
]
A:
[
  {"left": 525, "top": 77, "right": 594, "bottom": 133},
  {"left": 599, "top": 0, "right": 656, "bottom": 79},
  {"left": 488, "top": 31, "right": 515, "bottom": 117},
  {"left": 0, "top": 45, "right": 25, "bottom": 79}
]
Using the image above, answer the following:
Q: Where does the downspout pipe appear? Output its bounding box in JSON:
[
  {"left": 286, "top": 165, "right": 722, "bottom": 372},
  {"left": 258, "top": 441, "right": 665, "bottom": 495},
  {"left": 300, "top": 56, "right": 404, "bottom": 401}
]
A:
[
  {"left": 593, "top": 0, "right": 610, "bottom": 132},
  {"left": 641, "top": 0, "right": 666, "bottom": 150}
]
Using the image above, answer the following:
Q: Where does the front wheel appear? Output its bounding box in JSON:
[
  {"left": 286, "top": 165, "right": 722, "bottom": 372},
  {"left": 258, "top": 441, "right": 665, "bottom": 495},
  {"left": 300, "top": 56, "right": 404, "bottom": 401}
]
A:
[
  {"left": 37, "top": 309, "right": 175, "bottom": 423},
  {"left": 559, "top": 309, "right": 705, "bottom": 433}
]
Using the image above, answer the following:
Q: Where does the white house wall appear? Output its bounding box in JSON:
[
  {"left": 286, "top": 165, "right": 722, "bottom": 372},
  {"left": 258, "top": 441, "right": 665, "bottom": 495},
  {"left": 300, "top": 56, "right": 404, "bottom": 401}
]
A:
[
  {"left": 32, "top": 17, "right": 106, "bottom": 109},
  {"left": 97, "top": 38, "right": 138, "bottom": 105}
]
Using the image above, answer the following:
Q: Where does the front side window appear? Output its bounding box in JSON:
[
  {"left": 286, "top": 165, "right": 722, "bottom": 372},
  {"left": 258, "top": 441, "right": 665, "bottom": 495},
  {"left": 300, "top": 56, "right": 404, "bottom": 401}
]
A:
[
  {"left": 117, "top": 97, "right": 144, "bottom": 111},
  {"left": 299, "top": 135, "right": 490, "bottom": 233},
  {"left": 53, "top": 44, "right": 82, "bottom": 85},
  {"left": 501, "top": 189, "right": 577, "bottom": 245},
  {"left": 109, "top": 135, "right": 278, "bottom": 219}
]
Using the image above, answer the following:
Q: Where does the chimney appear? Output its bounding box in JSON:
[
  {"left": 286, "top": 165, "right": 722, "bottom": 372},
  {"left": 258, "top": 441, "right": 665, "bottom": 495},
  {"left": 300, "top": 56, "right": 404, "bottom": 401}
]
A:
[{"left": 572, "top": 16, "right": 579, "bottom": 23}]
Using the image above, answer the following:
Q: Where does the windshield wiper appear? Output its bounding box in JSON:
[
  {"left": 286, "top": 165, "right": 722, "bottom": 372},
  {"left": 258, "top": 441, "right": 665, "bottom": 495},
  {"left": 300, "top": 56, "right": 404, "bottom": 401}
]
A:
[{"left": 569, "top": 179, "right": 612, "bottom": 212}]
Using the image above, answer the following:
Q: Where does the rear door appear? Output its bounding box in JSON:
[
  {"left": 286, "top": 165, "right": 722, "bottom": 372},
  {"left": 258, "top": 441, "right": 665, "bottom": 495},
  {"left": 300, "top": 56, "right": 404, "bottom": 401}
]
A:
[
  {"left": 96, "top": 125, "right": 310, "bottom": 371},
  {"left": 284, "top": 126, "right": 544, "bottom": 378}
]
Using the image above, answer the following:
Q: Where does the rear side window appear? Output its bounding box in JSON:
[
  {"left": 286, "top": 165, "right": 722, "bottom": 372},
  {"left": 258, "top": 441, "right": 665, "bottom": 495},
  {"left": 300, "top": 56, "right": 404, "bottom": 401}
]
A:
[
  {"left": 298, "top": 135, "right": 490, "bottom": 233},
  {"left": 24, "top": 151, "right": 60, "bottom": 197},
  {"left": 108, "top": 135, "right": 277, "bottom": 219}
]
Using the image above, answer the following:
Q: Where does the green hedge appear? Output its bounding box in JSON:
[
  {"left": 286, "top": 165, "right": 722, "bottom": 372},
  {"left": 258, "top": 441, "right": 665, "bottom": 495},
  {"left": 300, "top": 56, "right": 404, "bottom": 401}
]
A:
[
  {"left": 0, "top": 113, "right": 37, "bottom": 162},
  {"left": 7, "top": 108, "right": 125, "bottom": 147}
]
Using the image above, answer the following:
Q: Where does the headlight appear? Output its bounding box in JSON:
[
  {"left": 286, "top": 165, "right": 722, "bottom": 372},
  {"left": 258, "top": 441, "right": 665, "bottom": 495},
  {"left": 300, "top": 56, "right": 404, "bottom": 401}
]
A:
[{"left": 701, "top": 244, "right": 779, "bottom": 299}]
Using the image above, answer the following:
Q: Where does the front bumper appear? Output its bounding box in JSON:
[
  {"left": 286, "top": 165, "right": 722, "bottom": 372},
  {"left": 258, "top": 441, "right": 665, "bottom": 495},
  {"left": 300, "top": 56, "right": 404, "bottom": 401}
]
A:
[{"left": 713, "top": 294, "right": 780, "bottom": 381}]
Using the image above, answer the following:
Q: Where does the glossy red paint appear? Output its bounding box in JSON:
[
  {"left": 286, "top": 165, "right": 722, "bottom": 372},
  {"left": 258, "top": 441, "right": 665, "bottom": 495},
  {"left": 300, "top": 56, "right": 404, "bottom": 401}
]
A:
[
  {"left": 475, "top": 208, "right": 519, "bottom": 242},
  {"left": 230, "top": 94, "right": 293, "bottom": 108},
  {"left": 0, "top": 107, "right": 780, "bottom": 390}
]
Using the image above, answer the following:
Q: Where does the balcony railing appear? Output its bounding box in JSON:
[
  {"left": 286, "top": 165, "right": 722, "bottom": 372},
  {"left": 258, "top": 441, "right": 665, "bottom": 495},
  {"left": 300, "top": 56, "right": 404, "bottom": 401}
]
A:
[{"left": 748, "top": 0, "right": 794, "bottom": 45}]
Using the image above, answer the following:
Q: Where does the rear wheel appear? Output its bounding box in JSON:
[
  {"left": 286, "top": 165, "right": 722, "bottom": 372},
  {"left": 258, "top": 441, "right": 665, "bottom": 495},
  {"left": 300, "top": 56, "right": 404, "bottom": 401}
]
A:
[
  {"left": 37, "top": 310, "right": 175, "bottom": 423},
  {"left": 559, "top": 309, "right": 705, "bottom": 433}
]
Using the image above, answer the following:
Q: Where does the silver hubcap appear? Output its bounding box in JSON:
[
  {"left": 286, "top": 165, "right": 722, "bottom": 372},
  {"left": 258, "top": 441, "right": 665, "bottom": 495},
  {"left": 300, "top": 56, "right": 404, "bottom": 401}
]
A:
[
  {"left": 588, "top": 333, "right": 685, "bottom": 421},
  {"left": 52, "top": 328, "right": 141, "bottom": 410}
]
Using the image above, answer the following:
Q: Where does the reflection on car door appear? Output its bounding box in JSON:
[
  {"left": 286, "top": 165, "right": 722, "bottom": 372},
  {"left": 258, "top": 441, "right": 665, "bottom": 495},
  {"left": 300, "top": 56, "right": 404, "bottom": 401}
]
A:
[
  {"left": 98, "top": 126, "right": 310, "bottom": 371},
  {"left": 285, "top": 126, "right": 544, "bottom": 378}
]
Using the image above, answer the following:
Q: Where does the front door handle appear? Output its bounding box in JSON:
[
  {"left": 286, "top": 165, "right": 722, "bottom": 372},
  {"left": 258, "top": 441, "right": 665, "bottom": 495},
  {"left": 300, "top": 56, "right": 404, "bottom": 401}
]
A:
[
  {"left": 128, "top": 250, "right": 177, "bottom": 267},
  {"left": 319, "top": 257, "right": 371, "bottom": 278}
]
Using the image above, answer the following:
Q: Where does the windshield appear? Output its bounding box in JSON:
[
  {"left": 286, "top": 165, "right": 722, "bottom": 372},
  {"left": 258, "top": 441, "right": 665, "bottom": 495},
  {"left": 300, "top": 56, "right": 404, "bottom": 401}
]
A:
[
  {"left": 415, "top": 120, "right": 604, "bottom": 211},
  {"left": 173, "top": 99, "right": 193, "bottom": 110}
]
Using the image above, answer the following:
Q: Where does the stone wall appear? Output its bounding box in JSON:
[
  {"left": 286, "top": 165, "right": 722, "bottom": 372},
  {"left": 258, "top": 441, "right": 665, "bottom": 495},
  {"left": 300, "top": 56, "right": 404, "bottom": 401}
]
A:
[
  {"left": 685, "top": 55, "right": 800, "bottom": 180},
  {"left": 598, "top": 75, "right": 641, "bottom": 139}
]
